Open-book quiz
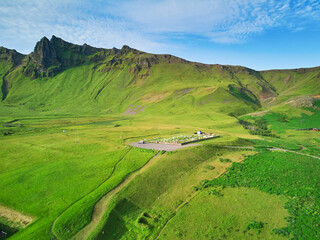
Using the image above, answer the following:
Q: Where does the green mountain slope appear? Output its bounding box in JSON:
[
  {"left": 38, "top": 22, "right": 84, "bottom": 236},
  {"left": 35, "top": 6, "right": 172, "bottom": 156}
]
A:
[
  {"left": 1, "top": 36, "right": 320, "bottom": 240},
  {"left": 0, "top": 36, "right": 319, "bottom": 116}
]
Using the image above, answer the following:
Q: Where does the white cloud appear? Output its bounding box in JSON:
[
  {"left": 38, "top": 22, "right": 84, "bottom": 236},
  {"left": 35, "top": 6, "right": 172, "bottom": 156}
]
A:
[
  {"left": 0, "top": 0, "right": 320, "bottom": 53},
  {"left": 0, "top": 0, "right": 167, "bottom": 53},
  {"left": 104, "top": 0, "right": 320, "bottom": 43}
]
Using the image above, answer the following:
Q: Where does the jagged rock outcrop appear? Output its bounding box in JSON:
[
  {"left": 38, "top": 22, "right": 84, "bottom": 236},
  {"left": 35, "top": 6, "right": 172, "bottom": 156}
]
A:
[
  {"left": 23, "top": 36, "right": 107, "bottom": 77},
  {"left": 0, "top": 47, "right": 25, "bottom": 66},
  {"left": 32, "top": 37, "right": 60, "bottom": 69},
  {"left": 19, "top": 36, "right": 192, "bottom": 78},
  {"left": 0, "top": 47, "right": 25, "bottom": 100}
]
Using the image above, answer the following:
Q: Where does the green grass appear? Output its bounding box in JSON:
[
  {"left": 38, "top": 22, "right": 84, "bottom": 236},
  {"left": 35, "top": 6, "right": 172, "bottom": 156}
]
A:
[
  {"left": 7, "top": 103, "right": 318, "bottom": 240},
  {"left": 241, "top": 108, "right": 320, "bottom": 156},
  {"left": 52, "top": 147, "right": 155, "bottom": 240},
  {"left": 91, "top": 146, "right": 255, "bottom": 239},
  {"left": 0, "top": 116, "right": 157, "bottom": 240},
  {"left": 0, "top": 113, "right": 250, "bottom": 240},
  {"left": 1, "top": 39, "right": 320, "bottom": 240},
  {"left": 250, "top": 110, "right": 320, "bottom": 134},
  {"left": 204, "top": 151, "right": 320, "bottom": 239},
  {"left": 158, "top": 187, "right": 289, "bottom": 240},
  {"left": 4, "top": 41, "right": 318, "bottom": 118},
  {"left": 249, "top": 138, "right": 301, "bottom": 150},
  {"left": 0, "top": 109, "right": 319, "bottom": 239}
]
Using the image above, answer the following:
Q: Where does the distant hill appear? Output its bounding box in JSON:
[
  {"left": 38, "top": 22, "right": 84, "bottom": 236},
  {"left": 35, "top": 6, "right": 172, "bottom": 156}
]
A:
[{"left": 1, "top": 36, "right": 319, "bottom": 116}]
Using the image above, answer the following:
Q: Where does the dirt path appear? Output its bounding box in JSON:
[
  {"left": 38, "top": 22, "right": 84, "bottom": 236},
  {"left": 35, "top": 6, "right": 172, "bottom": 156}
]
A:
[
  {"left": 223, "top": 146, "right": 320, "bottom": 159},
  {"left": 71, "top": 152, "right": 160, "bottom": 240},
  {"left": 51, "top": 150, "right": 131, "bottom": 239},
  {"left": 269, "top": 147, "right": 320, "bottom": 159}
]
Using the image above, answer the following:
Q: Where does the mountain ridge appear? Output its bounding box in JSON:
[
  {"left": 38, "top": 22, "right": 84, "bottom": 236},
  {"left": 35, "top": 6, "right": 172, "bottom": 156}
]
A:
[
  {"left": 2, "top": 36, "right": 320, "bottom": 72},
  {"left": 0, "top": 36, "right": 319, "bottom": 116}
]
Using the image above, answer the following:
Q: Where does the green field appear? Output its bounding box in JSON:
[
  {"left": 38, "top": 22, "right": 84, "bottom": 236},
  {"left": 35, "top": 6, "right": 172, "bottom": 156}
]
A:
[
  {"left": 1, "top": 37, "right": 320, "bottom": 239},
  {"left": 158, "top": 187, "right": 289, "bottom": 240},
  {"left": 204, "top": 151, "right": 320, "bottom": 239}
]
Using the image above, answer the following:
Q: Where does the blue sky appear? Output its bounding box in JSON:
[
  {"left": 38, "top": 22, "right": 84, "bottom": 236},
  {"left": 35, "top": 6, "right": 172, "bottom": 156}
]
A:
[{"left": 1, "top": 0, "right": 320, "bottom": 70}]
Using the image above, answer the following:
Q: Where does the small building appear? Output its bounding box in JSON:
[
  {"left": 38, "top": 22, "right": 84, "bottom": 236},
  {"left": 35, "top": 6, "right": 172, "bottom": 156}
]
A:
[
  {"left": 197, "top": 130, "right": 202, "bottom": 135},
  {"left": 312, "top": 128, "right": 318, "bottom": 132},
  {"left": 138, "top": 140, "right": 145, "bottom": 144}
]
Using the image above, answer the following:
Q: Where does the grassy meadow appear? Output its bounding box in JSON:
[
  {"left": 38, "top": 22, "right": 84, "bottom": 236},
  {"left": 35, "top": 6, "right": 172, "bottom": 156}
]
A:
[
  {"left": 0, "top": 103, "right": 320, "bottom": 240},
  {"left": 0, "top": 114, "right": 158, "bottom": 239},
  {"left": 158, "top": 187, "right": 289, "bottom": 240},
  {"left": 1, "top": 38, "right": 320, "bottom": 239},
  {"left": 0, "top": 109, "right": 254, "bottom": 239},
  {"left": 204, "top": 151, "right": 320, "bottom": 239}
]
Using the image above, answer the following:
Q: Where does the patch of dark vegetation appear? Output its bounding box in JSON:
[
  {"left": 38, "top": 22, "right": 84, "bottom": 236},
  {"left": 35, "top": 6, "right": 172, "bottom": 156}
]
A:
[
  {"left": 203, "top": 151, "right": 320, "bottom": 239},
  {"left": 87, "top": 120, "right": 113, "bottom": 126},
  {"left": 272, "top": 227, "right": 291, "bottom": 236},
  {"left": 193, "top": 186, "right": 200, "bottom": 192},
  {"left": 210, "top": 189, "right": 223, "bottom": 197},
  {"left": 228, "top": 84, "right": 260, "bottom": 106},
  {"left": 239, "top": 118, "right": 278, "bottom": 137},
  {"left": 2, "top": 119, "right": 22, "bottom": 128},
  {"left": 313, "top": 100, "right": 320, "bottom": 108},
  {"left": 245, "top": 220, "right": 264, "bottom": 234},
  {"left": 137, "top": 217, "right": 148, "bottom": 225},
  {"left": 0, "top": 126, "right": 48, "bottom": 137},
  {"left": 2, "top": 123, "right": 22, "bottom": 128},
  {"left": 143, "top": 212, "right": 151, "bottom": 218},
  {"left": 114, "top": 124, "right": 121, "bottom": 127},
  {"left": 7, "top": 119, "right": 19, "bottom": 124},
  {"left": 1, "top": 129, "right": 15, "bottom": 136},
  {"left": 219, "top": 158, "right": 232, "bottom": 163},
  {"left": 204, "top": 165, "right": 215, "bottom": 170},
  {"left": 0, "top": 223, "right": 19, "bottom": 239},
  {"left": 135, "top": 211, "right": 159, "bottom": 230}
]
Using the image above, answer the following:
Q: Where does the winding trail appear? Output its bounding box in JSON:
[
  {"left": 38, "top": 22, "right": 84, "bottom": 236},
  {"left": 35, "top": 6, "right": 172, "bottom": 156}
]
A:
[
  {"left": 51, "top": 150, "right": 132, "bottom": 239},
  {"left": 223, "top": 146, "right": 320, "bottom": 160},
  {"left": 268, "top": 148, "right": 320, "bottom": 159},
  {"left": 71, "top": 151, "right": 160, "bottom": 240},
  {"left": 54, "top": 145, "right": 319, "bottom": 240}
]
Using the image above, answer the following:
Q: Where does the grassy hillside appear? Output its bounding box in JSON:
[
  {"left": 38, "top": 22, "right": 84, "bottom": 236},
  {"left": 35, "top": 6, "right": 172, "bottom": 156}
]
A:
[
  {"left": 0, "top": 36, "right": 320, "bottom": 240},
  {"left": 1, "top": 35, "right": 318, "bottom": 118}
]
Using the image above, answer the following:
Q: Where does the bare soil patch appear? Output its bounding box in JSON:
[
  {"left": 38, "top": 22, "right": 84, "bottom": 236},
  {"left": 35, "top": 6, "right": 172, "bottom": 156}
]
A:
[
  {"left": 123, "top": 105, "right": 145, "bottom": 115},
  {"left": 0, "top": 204, "right": 33, "bottom": 228}
]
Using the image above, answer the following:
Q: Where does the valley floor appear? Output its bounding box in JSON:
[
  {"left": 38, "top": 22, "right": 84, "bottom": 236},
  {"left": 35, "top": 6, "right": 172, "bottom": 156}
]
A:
[{"left": 0, "top": 108, "right": 319, "bottom": 240}]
